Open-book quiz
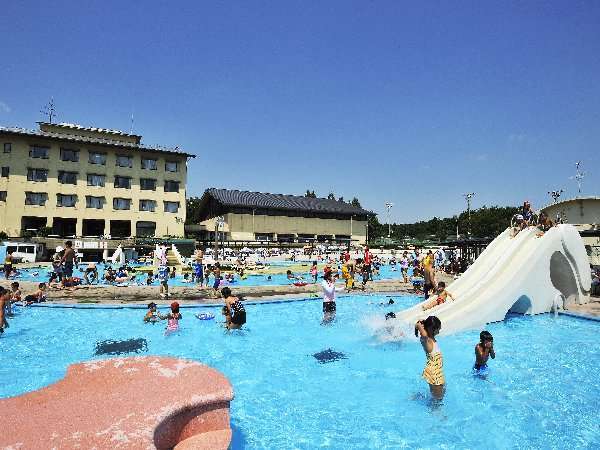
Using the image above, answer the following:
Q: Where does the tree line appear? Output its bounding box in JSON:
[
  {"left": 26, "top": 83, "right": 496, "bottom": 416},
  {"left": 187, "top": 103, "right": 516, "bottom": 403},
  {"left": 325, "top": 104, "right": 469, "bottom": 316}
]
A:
[{"left": 368, "top": 205, "right": 519, "bottom": 241}]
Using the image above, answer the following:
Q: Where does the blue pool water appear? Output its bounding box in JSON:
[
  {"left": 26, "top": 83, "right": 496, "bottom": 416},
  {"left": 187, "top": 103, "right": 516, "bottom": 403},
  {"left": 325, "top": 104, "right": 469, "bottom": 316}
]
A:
[
  {"left": 12, "top": 263, "right": 406, "bottom": 287},
  {"left": 1, "top": 295, "right": 598, "bottom": 448}
]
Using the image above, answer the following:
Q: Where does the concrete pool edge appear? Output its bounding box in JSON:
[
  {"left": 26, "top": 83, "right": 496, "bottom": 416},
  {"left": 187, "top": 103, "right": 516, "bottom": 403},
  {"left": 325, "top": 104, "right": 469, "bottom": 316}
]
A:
[
  {"left": 0, "top": 356, "right": 234, "bottom": 449},
  {"left": 25, "top": 290, "right": 408, "bottom": 309}
]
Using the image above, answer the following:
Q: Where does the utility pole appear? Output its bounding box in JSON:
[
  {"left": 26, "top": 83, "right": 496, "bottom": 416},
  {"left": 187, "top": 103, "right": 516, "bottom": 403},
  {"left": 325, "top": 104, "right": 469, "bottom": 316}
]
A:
[
  {"left": 463, "top": 193, "right": 476, "bottom": 236},
  {"left": 385, "top": 202, "right": 394, "bottom": 238}
]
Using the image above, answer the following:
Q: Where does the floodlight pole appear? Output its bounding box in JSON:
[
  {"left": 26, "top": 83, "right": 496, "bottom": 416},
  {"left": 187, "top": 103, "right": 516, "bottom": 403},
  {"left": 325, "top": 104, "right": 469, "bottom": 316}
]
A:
[
  {"left": 385, "top": 202, "right": 394, "bottom": 238},
  {"left": 463, "top": 193, "right": 475, "bottom": 236},
  {"left": 574, "top": 161, "right": 585, "bottom": 195}
]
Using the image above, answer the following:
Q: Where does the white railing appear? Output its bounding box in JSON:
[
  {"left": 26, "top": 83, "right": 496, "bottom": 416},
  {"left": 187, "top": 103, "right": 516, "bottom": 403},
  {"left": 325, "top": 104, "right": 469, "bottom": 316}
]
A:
[{"left": 171, "top": 244, "right": 184, "bottom": 266}]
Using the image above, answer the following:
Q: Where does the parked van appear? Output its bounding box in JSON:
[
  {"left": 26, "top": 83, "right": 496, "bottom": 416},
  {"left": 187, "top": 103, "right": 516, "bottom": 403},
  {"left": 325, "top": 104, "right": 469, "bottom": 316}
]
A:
[{"left": 0, "top": 241, "right": 44, "bottom": 263}]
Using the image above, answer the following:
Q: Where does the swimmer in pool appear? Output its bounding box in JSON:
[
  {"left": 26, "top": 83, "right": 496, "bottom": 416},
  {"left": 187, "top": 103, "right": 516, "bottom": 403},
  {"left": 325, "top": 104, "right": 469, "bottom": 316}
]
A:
[
  {"left": 144, "top": 302, "right": 164, "bottom": 323},
  {"left": 474, "top": 330, "right": 495, "bottom": 372}
]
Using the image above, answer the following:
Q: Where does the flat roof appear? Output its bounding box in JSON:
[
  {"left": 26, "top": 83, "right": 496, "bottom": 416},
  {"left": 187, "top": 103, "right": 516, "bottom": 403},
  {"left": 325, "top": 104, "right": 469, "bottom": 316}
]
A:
[{"left": 0, "top": 125, "right": 195, "bottom": 158}]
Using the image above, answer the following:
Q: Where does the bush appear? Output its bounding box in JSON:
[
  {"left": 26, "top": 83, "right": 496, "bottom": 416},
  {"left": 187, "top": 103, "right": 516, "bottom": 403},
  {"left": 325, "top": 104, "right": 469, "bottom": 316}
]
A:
[{"left": 0, "top": 231, "right": 7, "bottom": 241}]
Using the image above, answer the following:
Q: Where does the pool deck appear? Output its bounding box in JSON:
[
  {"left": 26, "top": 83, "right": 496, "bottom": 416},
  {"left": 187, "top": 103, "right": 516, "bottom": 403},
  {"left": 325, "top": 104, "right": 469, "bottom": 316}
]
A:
[
  {"left": 563, "top": 295, "right": 600, "bottom": 318},
  {"left": 2, "top": 275, "right": 434, "bottom": 305}
]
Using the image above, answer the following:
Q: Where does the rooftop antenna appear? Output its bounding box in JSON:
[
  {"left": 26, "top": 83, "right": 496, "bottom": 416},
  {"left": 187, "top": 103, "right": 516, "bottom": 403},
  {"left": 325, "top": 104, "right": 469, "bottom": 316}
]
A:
[
  {"left": 463, "top": 192, "right": 476, "bottom": 236},
  {"left": 548, "top": 189, "right": 563, "bottom": 204},
  {"left": 570, "top": 161, "right": 585, "bottom": 196},
  {"left": 385, "top": 202, "right": 394, "bottom": 238},
  {"left": 40, "top": 97, "right": 57, "bottom": 123}
]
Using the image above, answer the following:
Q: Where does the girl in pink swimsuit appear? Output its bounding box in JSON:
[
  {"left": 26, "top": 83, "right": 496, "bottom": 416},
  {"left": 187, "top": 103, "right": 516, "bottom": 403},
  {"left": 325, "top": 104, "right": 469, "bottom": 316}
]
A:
[{"left": 164, "top": 301, "right": 182, "bottom": 334}]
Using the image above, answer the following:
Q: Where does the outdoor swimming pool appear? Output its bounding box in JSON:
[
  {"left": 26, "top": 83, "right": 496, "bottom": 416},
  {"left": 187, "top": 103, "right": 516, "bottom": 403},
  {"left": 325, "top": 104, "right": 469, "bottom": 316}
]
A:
[
  {"left": 11, "top": 263, "right": 407, "bottom": 287},
  {"left": 1, "top": 294, "right": 598, "bottom": 448}
]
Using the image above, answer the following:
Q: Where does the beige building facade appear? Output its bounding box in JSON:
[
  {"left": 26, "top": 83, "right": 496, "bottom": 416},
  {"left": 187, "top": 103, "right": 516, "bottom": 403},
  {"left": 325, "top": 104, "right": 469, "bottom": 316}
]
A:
[
  {"left": 193, "top": 189, "right": 371, "bottom": 245},
  {"left": 0, "top": 122, "right": 194, "bottom": 238}
]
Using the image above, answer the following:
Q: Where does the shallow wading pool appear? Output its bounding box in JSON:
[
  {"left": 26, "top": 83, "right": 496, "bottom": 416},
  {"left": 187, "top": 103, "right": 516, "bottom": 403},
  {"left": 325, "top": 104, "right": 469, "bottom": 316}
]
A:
[{"left": 1, "top": 294, "right": 599, "bottom": 448}]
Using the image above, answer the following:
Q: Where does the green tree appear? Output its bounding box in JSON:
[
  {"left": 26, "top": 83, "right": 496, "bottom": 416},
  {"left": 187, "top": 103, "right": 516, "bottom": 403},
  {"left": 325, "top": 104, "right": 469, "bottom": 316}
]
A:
[
  {"left": 327, "top": 192, "right": 336, "bottom": 200},
  {"left": 350, "top": 197, "right": 362, "bottom": 208},
  {"left": 304, "top": 190, "right": 317, "bottom": 198},
  {"left": 185, "top": 197, "right": 204, "bottom": 224}
]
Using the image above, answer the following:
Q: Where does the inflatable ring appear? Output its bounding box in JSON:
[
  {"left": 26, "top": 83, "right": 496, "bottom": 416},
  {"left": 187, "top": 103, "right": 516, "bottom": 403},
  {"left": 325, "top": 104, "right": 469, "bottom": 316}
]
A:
[
  {"left": 196, "top": 312, "right": 215, "bottom": 320},
  {"left": 293, "top": 281, "right": 308, "bottom": 287}
]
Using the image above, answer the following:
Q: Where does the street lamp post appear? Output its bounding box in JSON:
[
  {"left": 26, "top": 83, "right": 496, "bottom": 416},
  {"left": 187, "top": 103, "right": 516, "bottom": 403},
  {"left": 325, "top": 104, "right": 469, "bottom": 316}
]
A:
[
  {"left": 215, "top": 216, "right": 224, "bottom": 261},
  {"left": 571, "top": 161, "right": 585, "bottom": 196},
  {"left": 385, "top": 202, "right": 394, "bottom": 238},
  {"left": 463, "top": 193, "right": 475, "bottom": 236}
]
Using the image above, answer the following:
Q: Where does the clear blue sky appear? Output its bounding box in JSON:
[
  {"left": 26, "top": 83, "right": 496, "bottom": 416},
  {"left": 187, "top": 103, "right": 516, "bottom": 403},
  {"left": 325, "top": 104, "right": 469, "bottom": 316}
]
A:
[{"left": 1, "top": 1, "right": 599, "bottom": 222}]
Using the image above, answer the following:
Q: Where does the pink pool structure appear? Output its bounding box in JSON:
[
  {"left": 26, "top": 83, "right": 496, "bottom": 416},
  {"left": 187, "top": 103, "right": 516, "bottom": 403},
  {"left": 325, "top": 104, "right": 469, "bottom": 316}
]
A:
[{"left": 1, "top": 356, "right": 234, "bottom": 449}]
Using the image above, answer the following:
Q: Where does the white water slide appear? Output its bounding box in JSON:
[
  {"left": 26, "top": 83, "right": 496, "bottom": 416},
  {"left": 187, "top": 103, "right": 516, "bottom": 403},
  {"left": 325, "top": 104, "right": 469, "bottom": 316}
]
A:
[{"left": 391, "top": 224, "right": 592, "bottom": 336}]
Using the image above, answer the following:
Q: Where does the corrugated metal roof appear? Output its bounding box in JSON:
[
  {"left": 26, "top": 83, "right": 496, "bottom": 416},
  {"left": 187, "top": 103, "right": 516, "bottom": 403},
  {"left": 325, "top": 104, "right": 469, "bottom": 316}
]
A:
[
  {"left": 205, "top": 188, "right": 374, "bottom": 216},
  {"left": 0, "top": 126, "right": 195, "bottom": 158}
]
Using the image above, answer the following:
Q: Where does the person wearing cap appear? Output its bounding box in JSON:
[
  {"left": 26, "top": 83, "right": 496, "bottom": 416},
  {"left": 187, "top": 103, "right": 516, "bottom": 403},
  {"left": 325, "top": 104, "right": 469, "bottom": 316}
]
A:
[
  {"left": 164, "top": 301, "right": 182, "bottom": 333},
  {"left": 521, "top": 201, "right": 533, "bottom": 226},
  {"left": 144, "top": 302, "right": 164, "bottom": 323}
]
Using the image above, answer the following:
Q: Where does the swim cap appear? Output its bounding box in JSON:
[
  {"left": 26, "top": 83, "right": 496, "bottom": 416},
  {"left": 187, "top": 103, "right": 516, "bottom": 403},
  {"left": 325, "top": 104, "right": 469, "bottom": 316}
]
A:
[{"left": 170, "top": 301, "right": 179, "bottom": 309}]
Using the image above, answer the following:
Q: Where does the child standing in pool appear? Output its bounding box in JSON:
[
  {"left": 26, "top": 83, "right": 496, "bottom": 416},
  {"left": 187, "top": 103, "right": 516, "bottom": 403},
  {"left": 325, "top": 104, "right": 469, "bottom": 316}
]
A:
[
  {"left": 164, "top": 301, "right": 182, "bottom": 333},
  {"left": 415, "top": 316, "right": 445, "bottom": 399},
  {"left": 474, "top": 330, "right": 495, "bottom": 372},
  {"left": 310, "top": 262, "right": 318, "bottom": 283}
]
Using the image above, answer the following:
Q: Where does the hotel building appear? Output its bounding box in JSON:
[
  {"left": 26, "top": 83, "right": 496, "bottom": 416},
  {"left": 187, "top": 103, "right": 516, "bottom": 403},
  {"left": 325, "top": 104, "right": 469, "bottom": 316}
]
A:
[{"left": 0, "top": 122, "right": 194, "bottom": 239}]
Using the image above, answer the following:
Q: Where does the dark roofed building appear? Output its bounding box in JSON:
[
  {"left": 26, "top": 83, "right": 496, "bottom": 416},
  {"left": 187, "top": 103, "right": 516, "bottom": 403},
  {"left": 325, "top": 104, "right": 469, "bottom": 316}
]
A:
[{"left": 190, "top": 188, "right": 374, "bottom": 245}]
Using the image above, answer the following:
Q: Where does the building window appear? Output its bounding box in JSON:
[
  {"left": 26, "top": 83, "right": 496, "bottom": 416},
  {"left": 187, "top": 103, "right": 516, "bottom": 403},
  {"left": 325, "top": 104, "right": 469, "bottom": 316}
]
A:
[
  {"left": 140, "top": 178, "right": 157, "bottom": 191},
  {"left": 86, "top": 195, "right": 105, "bottom": 209},
  {"left": 165, "top": 161, "right": 179, "bottom": 172},
  {"left": 116, "top": 155, "right": 133, "bottom": 168},
  {"left": 25, "top": 192, "right": 48, "bottom": 206},
  {"left": 60, "top": 148, "right": 79, "bottom": 162},
  {"left": 141, "top": 158, "right": 157, "bottom": 170},
  {"left": 89, "top": 152, "right": 107, "bottom": 165},
  {"left": 1, "top": 167, "right": 8, "bottom": 178},
  {"left": 29, "top": 145, "right": 49, "bottom": 159},
  {"left": 114, "top": 176, "right": 131, "bottom": 189},
  {"left": 27, "top": 168, "right": 48, "bottom": 182},
  {"left": 57, "top": 194, "right": 77, "bottom": 207},
  {"left": 164, "top": 180, "right": 179, "bottom": 192},
  {"left": 139, "top": 199, "right": 157, "bottom": 212},
  {"left": 3, "top": 143, "right": 11, "bottom": 153},
  {"left": 113, "top": 198, "right": 131, "bottom": 210},
  {"left": 58, "top": 171, "right": 78, "bottom": 185},
  {"left": 136, "top": 221, "right": 156, "bottom": 237},
  {"left": 163, "top": 201, "right": 180, "bottom": 213},
  {"left": 87, "top": 174, "right": 105, "bottom": 187},
  {"left": 0, "top": 191, "right": 6, "bottom": 202}
]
